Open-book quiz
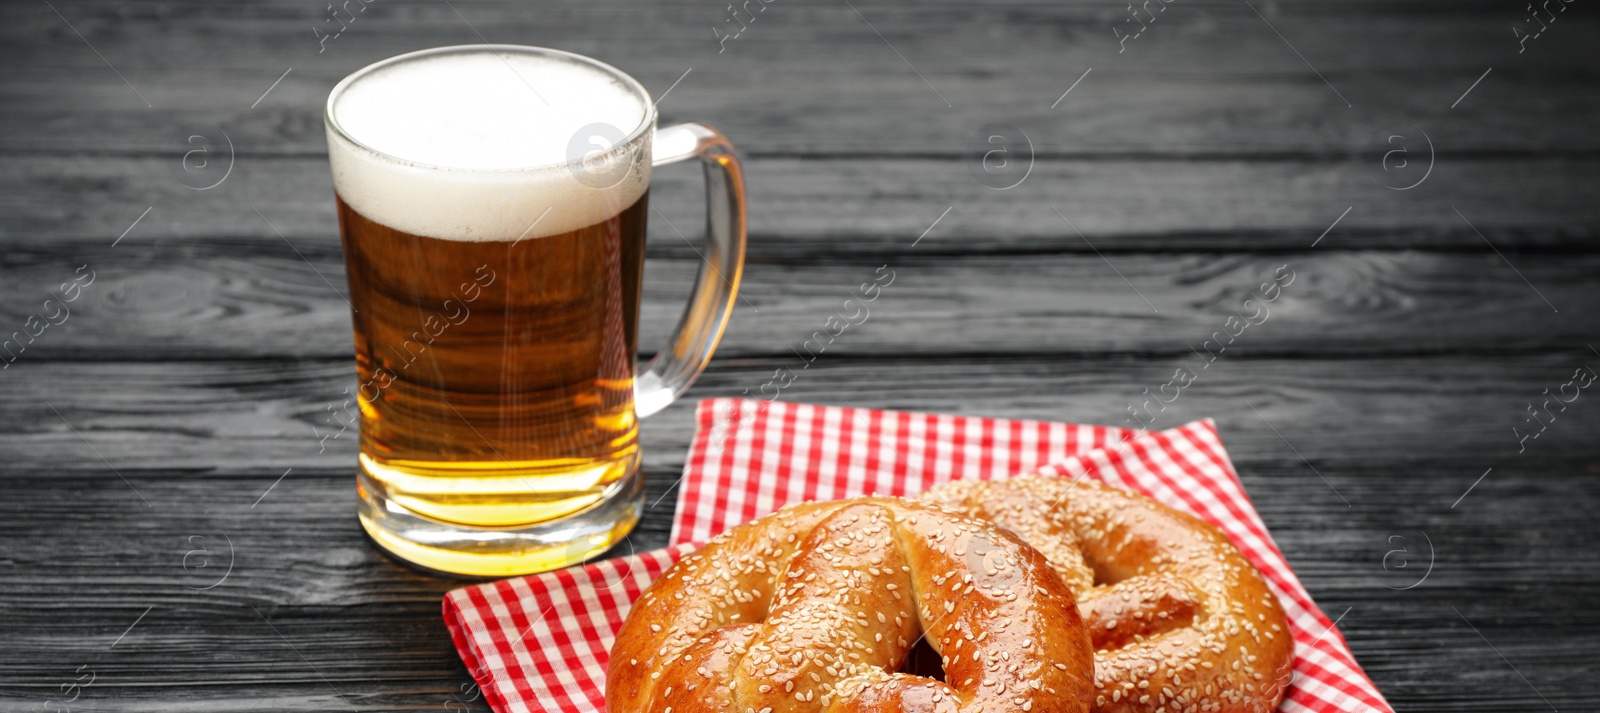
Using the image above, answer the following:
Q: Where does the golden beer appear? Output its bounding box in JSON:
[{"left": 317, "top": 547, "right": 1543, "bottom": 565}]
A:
[
  {"left": 339, "top": 193, "right": 648, "bottom": 526},
  {"left": 326, "top": 46, "right": 746, "bottom": 576}
]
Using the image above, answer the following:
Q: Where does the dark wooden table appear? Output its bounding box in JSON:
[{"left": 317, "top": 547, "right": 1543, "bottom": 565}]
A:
[{"left": 3, "top": 1, "right": 1597, "bottom": 710}]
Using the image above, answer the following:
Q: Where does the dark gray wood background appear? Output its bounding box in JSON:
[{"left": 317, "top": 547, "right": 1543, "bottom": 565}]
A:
[{"left": 2, "top": 0, "right": 1596, "bottom": 710}]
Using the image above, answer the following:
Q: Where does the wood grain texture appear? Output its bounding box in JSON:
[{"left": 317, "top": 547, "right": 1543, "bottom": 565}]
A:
[
  {"left": 0, "top": 456, "right": 1594, "bottom": 711},
  {"left": 0, "top": 240, "right": 1593, "bottom": 361},
  {"left": 4, "top": 354, "right": 1597, "bottom": 475},
  {"left": 5, "top": 155, "right": 1598, "bottom": 251},
  {"left": 5, "top": 1, "right": 1596, "bottom": 156}
]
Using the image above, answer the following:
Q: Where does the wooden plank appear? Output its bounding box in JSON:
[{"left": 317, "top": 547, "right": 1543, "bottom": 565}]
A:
[
  {"left": 5, "top": 73, "right": 1592, "bottom": 158},
  {"left": 1, "top": 462, "right": 1594, "bottom": 608},
  {"left": 0, "top": 238, "right": 1593, "bottom": 361},
  {"left": 4, "top": 1, "right": 1595, "bottom": 155},
  {"left": 0, "top": 462, "right": 1593, "bottom": 711},
  {"left": 5, "top": 155, "right": 1597, "bottom": 251},
  {"left": 4, "top": 354, "right": 1597, "bottom": 475}
]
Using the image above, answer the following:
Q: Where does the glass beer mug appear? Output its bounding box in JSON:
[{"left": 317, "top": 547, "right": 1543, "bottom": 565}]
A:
[{"left": 324, "top": 45, "right": 745, "bottom": 576}]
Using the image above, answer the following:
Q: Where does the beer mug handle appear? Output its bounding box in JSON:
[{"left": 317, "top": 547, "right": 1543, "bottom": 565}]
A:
[{"left": 634, "top": 122, "right": 748, "bottom": 419}]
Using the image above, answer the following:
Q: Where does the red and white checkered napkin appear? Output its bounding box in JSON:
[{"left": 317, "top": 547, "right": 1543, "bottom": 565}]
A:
[{"left": 443, "top": 398, "right": 1393, "bottom": 713}]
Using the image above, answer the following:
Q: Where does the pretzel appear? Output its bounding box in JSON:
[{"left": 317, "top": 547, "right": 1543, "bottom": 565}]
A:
[
  {"left": 607, "top": 498, "right": 1097, "bottom": 713},
  {"left": 920, "top": 477, "right": 1295, "bottom": 713}
]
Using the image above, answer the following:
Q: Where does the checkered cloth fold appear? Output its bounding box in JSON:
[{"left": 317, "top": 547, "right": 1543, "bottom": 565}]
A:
[{"left": 444, "top": 398, "right": 1392, "bottom": 713}]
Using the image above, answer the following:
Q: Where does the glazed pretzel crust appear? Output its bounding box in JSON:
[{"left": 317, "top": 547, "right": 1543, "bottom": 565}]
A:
[
  {"left": 607, "top": 498, "right": 1096, "bottom": 713},
  {"left": 920, "top": 477, "right": 1295, "bottom": 713}
]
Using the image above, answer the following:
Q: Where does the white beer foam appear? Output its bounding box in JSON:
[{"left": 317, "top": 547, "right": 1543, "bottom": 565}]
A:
[{"left": 327, "top": 49, "right": 652, "bottom": 242}]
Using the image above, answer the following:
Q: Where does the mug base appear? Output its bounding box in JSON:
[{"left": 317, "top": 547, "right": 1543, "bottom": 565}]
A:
[{"left": 357, "top": 465, "right": 642, "bottom": 578}]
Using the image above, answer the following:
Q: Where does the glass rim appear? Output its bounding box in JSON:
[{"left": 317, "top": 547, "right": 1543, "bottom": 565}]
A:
[{"left": 324, "top": 44, "right": 657, "bottom": 174}]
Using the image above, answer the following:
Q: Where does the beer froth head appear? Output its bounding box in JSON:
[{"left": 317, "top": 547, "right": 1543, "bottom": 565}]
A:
[{"left": 326, "top": 45, "right": 653, "bottom": 242}]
